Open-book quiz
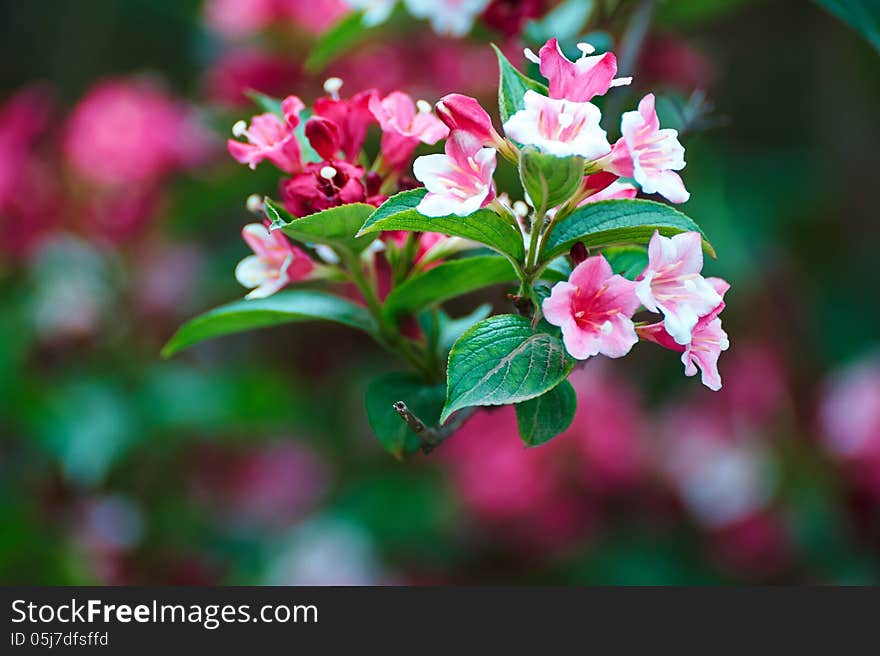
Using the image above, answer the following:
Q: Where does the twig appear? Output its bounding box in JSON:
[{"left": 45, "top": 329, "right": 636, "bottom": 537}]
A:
[{"left": 393, "top": 402, "right": 477, "bottom": 454}]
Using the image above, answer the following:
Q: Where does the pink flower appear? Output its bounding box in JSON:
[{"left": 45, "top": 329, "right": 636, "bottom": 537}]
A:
[
  {"left": 235, "top": 222, "right": 314, "bottom": 299},
  {"left": 638, "top": 277, "right": 731, "bottom": 391},
  {"left": 313, "top": 88, "right": 376, "bottom": 161},
  {"left": 607, "top": 93, "right": 689, "bottom": 203},
  {"left": 579, "top": 172, "right": 638, "bottom": 204},
  {"left": 227, "top": 95, "right": 305, "bottom": 173},
  {"left": 0, "top": 85, "right": 52, "bottom": 211},
  {"left": 203, "top": 48, "right": 302, "bottom": 108},
  {"left": 538, "top": 38, "right": 630, "bottom": 103},
  {"left": 281, "top": 160, "right": 366, "bottom": 217},
  {"left": 434, "top": 93, "right": 501, "bottom": 147},
  {"left": 369, "top": 91, "right": 449, "bottom": 170},
  {"left": 64, "top": 79, "right": 212, "bottom": 187},
  {"left": 635, "top": 230, "right": 722, "bottom": 345},
  {"left": 542, "top": 255, "right": 640, "bottom": 360},
  {"left": 503, "top": 90, "right": 610, "bottom": 159},
  {"left": 820, "top": 357, "right": 880, "bottom": 460},
  {"left": 412, "top": 131, "right": 496, "bottom": 217},
  {"left": 483, "top": 0, "right": 549, "bottom": 37},
  {"left": 203, "top": 0, "right": 277, "bottom": 39},
  {"left": 280, "top": 0, "right": 350, "bottom": 34}
]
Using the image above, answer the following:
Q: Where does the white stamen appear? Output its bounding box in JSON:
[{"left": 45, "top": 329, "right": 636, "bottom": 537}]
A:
[
  {"left": 319, "top": 165, "right": 338, "bottom": 180},
  {"left": 232, "top": 120, "right": 249, "bottom": 138},
  {"left": 576, "top": 42, "right": 596, "bottom": 57},
  {"left": 513, "top": 200, "right": 529, "bottom": 218},
  {"left": 323, "top": 77, "right": 344, "bottom": 100},
  {"left": 416, "top": 99, "right": 432, "bottom": 114},
  {"left": 610, "top": 76, "right": 633, "bottom": 88},
  {"left": 600, "top": 320, "right": 613, "bottom": 335},
  {"left": 523, "top": 48, "right": 540, "bottom": 65},
  {"left": 245, "top": 193, "right": 263, "bottom": 214}
]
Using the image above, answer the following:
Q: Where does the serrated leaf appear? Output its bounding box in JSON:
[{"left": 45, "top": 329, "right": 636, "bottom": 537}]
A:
[
  {"left": 365, "top": 372, "right": 446, "bottom": 459},
  {"left": 541, "top": 199, "right": 715, "bottom": 263},
  {"left": 492, "top": 44, "right": 550, "bottom": 125},
  {"left": 519, "top": 147, "right": 585, "bottom": 215},
  {"left": 264, "top": 198, "right": 377, "bottom": 253},
  {"left": 515, "top": 379, "right": 577, "bottom": 446},
  {"left": 441, "top": 314, "right": 574, "bottom": 422},
  {"left": 383, "top": 256, "right": 516, "bottom": 318},
  {"left": 358, "top": 189, "right": 525, "bottom": 262},
  {"left": 162, "top": 290, "right": 375, "bottom": 357}
]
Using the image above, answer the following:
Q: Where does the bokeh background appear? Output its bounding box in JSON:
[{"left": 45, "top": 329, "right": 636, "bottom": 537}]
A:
[{"left": 1, "top": 0, "right": 878, "bottom": 585}]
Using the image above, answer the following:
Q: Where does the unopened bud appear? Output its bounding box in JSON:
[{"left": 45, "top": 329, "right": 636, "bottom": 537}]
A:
[
  {"left": 435, "top": 93, "right": 498, "bottom": 147},
  {"left": 570, "top": 242, "right": 588, "bottom": 264},
  {"left": 305, "top": 116, "right": 342, "bottom": 161}
]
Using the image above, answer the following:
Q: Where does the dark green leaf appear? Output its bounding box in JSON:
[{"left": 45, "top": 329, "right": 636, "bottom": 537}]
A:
[
  {"left": 162, "top": 290, "right": 376, "bottom": 357},
  {"left": 358, "top": 188, "right": 525, "bottom": 262},
  {"left": 603, "top": 245, "right": 649, "bottom": 280},
  {"left": 365, "top": 372, "right": 446, "bottom": 459},
  {"left": 519, "top": 147, "right": 585, "bottom": 214},
  {"left": 305, "top": 11, "right": 371, "bottom": 71},
  {"left": 441, "top": 314, "right": 574, "bottom": 422},
  {"left": 515, "top": 380, "right": 577, "bottom": 446},
  {"left": 383, "top": 255, "right": 517, "bottom": 318},
  {"left": 541, "top": 199, "right": 714, "bottom": 263},
  {"left": 264, "top": 198, "right": 377, "bottom": 253},
  {"left": 492, "top": 44, "right": 550, "bottom": 124}
]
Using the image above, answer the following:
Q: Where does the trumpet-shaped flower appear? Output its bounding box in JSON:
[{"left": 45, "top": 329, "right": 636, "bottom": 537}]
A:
[
  {"left": 435, "top": 93, "right": 501, "bottom": 147},
  {"left": 369, "top": 91, "right": 449, "bottom": 169},
  {"left": 543, "top": 255, "right": 640, "bottom": 361},
  {"left": 235, "top": 223, "right": 314, "bottom": 299},
  {"left": 503, "top": 90, "right": 611, "bottom": 159},
  {"left": 227, "top": 95, "right": 305, "bottom": 173},
  {"left": 636, "top": 230, "right": 722, "bottom": 345},
  {"left": 607, "top": 93, "right": 689, "bottom": 203},
  {"left": 538, "top": 38, "right": 630, "bottom": 102},
  {"left": 413, "top": 132, "right": 496, "bottom": 217}
]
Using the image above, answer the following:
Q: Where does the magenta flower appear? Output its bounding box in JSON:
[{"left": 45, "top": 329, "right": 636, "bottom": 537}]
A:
[
  {"left": 435, "top": 93, "right": 502, "bottom": 147},
  {"left": 412, "top": 131, "right": 497, "bottom": 217},
  {"left": 635, "top": 230, "right": 723, "bottom": 345},
  {"left": 235, "top": 222, "right": 314, "bottom": 299},
  {"left": 543, "top": 255, "right": 640, "bottom": 360},
  {"left": 313, "top": 87, "right": 376, "bottom": 161},
  {"left": 503, "top": 90, "right": 611, "bottom": 159},
  {"left": 538, "top": 38, "right": 630, "bottom": 103},
  {"left": 607, "top": 93, "right": 689, "bottom": 203},
  {"left": 281, "top": 160, "right": 367, "bottom": 217},
  {"left": 227, "top": 95, "right": 305, "bottom": 173},
  {"left": 579, "top": 172, "right": 638, "bottom": 204},
  {"left": 369, "top": 91, "right": 449, "bottom": 170}
]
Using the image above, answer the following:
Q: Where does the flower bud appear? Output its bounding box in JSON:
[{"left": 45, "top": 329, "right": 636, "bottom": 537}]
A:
[
  {"left": 570, "top": 242, "right": 588, "bottom": 264},
  {"left": 304, "top": 116, "right": 341, "bottom": 161},
  {"left": 435, "top": 93, "right": 499, "bottom": 147}
]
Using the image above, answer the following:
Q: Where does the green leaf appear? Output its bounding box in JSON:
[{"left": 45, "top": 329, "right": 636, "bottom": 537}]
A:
[
  {"left": 441, "top": 314, "right": 574, "bottom": 422},
  {"left": 383, "top": 255, "right": 517, "bottom": 318},
  {"left": 365, "top": 372, "right": 446, "bottom": 459},
  {"left": 515, "top": 380, "right": 577, "bottom": 446},
  {"left": 437, "top": 304, "right": 492, "bottom": 354},
  {"left": 519, "top": 147, "right": 585, "bottom": 215},
  {"left": 264, "top": 198, "right": 377, "bottom": 253},
  {"left": 245, "top": 90, "right": 283, "bottom": 116},
  {"left": 492, "top": 44, "right": 550, "bottom": 124},
  {"left": 358, "top": 189, "right": 526, "bottom": 262},
  {"left": 162, "top": 290, "right": 376, "bottom": 357},
  {"left": 603, "top": 245, "right": 649, "bottom": 280},
  {"left": 541, "top": 199, "right": 715, "bottom": 263},
  {"left": 305, "top": 11, "right": 371, "bottom": 72},
  {"left": 815, "top": 0, "right": 880, "bottom": 52}
]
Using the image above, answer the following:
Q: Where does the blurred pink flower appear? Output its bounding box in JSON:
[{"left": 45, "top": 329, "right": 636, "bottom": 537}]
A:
[
  {"left": 235, "top": 222, "right": 315, "bottom": 298},
  {"left": 482, "top": 0, "right": 549, "bottom": 37},
  {"left": 538, "top": 38, "right": 628, "bottom": 103},
  {"left": 608, "top": 93, "right": 689, "bottom": 203},
  {"left": 281, "top": 0, "right": 350, "bottom": 33},
  {"left": 204, "top": 48, "right": 302, "bottom": 107},
  {"left": 64, "top": 79, "right": 212, "bottom": 187},
  {"left": 0, "top": 85, "right": 52, "bottom": 209},
  {"left": 227, "top": 95, "right": 305, "bottom": 172},
  {"left": 204, "top": 0, "right": 278, "bottom": 39},
  {"left": 821, "top": 357, "right": 880, "bottom": 462},
  {"left": 370, "top": 91, "right": 449, "bottom": 169},
  {"left": 638, "top": 33, "right": 715, "bottom": 93},
  {"left": 543, "top": 255, "right": 640, "bottom": 361},
  {"left": 413, "top": 131, "right": 496, "bottom": 217}
]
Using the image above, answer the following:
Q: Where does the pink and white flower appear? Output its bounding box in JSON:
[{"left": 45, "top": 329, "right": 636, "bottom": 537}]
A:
[
  {"left": 635, "top": 230, "right": 722, "bottom": 345},
  {"left": 413, "top": 131, "right": 497, "bottom": 217},
  {"left": 435, "top": 93, "right": 502, "bottom": 147},
  {"left": 369, "top": 91, "right": 448, "bottom": 170},
  {"left": 503, "top": 90, "right": 611, "bottom": 159},
  {"left": 537, "top": 38, "right": 631, "bottom": 102},
  {"left": 543, "top": 255, "right": 640, "bottom": 361},
  {"left": 227, "top": 95, "right": 305, "bottom": 173},
  {"left": 235, "top": 223, "right": 314, "bottom": 299},
  {"left": 607, "top": 93, "right": 689, "bottom": 203}
]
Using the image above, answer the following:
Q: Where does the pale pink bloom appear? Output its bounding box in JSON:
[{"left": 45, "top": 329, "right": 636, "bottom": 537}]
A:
[
  {"left": 635, "top": 230, "right": 722, "bottom": 345},
  {"left": 203, "top": 0, "right": 277, "bottom": 39},
  {"left": 235, "top": 223, "right": 314, "bottom": 299},
  {"left": 413, "top": 131, "right": 496, "bottom": 217},
  {"left": 369, "top": 91, "right": 448, "bottom": 169},
  {"left": 820, "top": 357, "right": 880, "bottom": 460},
  {"left": 64, "top": 79, "right": 212, "bottom": 187},
  {"left": 227, "top": 95, "right": 305, "bottom": 173},
  {"left": 503, "top": 90, "right": 611, "bottom": 159},
  {"left": 538, "top": 38, "right": 630, "bottom": 102},
  {"left": 404, "top": 0, "right": 491, "bottom": 37},
  {"left": 435, "top": 93, "right": 501, "bottom": 147},
  {"left": 638, "top": 277, "right": 731, "bottom": 391},
  {"left": 607, "top": 93, "right": 689, "bottom": 203},
  {"left": 280, "top": 0, "right": 350, "bottom": 34},
  {"left": 543, "top": 255, "right": 640, "bottom": 360}
]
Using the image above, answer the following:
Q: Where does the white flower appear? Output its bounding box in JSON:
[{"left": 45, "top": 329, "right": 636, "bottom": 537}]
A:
[{"left": 413, "top": 132, "right": 496, "bottom": 217}]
